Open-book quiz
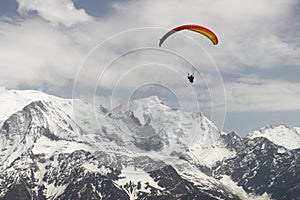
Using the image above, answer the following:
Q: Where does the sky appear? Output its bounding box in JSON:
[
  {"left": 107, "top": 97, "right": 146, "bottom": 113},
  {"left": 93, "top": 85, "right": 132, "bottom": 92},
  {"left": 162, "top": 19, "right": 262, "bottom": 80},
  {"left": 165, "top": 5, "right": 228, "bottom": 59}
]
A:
[{"left": 0, "top": 0, "right": 300, "bottom": 136}]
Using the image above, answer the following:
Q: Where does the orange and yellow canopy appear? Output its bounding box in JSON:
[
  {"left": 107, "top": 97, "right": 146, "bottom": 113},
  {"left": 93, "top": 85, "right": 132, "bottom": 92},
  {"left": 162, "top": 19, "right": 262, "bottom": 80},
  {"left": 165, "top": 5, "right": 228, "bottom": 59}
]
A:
[{"left": 159, "top": 24, "right": 218, "bottom": 47}]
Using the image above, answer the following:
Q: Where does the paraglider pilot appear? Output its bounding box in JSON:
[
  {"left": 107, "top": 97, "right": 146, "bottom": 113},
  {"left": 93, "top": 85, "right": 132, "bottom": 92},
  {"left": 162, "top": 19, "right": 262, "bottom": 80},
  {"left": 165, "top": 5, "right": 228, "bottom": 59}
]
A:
[{"left": 188, "top": 73, "right": 194, "bottom": 83}]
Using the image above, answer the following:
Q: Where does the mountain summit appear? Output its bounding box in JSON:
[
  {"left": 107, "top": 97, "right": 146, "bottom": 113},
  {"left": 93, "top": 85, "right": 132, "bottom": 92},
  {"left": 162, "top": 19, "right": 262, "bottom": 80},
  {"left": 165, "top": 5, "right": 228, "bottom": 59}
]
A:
[{"left": 248, "top": 125, "right": 300, "bottom": 150}]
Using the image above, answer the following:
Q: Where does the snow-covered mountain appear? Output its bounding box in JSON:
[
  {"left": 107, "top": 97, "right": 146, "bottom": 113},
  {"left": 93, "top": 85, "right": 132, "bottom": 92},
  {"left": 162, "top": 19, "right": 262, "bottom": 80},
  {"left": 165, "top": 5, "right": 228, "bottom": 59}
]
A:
[
  {"left": 0, "top": 87, "right": 299, "bottom": 200},
  {"left": 248, "top": 125, "right": 300, "bottom": 150}
]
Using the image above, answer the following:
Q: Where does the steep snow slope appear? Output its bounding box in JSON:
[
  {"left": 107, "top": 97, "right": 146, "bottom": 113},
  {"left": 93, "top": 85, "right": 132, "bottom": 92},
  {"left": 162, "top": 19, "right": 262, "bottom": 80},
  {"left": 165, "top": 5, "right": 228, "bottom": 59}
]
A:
[
  {"left": 248, "top": 125, "right": 300, "bottom": 150},
  {"left": 0, "top": 86, "right": 59, "bottom": 124},
  {"left": 111, "top": 96, "right": 236, "bottom": 166}
]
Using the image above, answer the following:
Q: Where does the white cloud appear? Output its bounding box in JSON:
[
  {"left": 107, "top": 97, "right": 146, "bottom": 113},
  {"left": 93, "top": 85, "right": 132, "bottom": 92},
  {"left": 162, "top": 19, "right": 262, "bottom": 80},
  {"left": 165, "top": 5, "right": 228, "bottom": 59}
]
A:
[
  {"left": 17, "top": 0, "right": 93, "bottom": 27},
  {"left": 0, "top": 19, "right": 85, "bottom": 88},
  {"left": 222, "top": 77, "right": 300, "bottom": 112}
]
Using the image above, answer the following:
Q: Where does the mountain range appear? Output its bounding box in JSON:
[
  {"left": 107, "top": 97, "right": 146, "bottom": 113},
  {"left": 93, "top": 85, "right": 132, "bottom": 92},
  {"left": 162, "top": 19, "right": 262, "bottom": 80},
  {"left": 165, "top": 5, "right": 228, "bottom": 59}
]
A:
[{"left": 0, "top": 86, "right": 299, "bottom": 200}]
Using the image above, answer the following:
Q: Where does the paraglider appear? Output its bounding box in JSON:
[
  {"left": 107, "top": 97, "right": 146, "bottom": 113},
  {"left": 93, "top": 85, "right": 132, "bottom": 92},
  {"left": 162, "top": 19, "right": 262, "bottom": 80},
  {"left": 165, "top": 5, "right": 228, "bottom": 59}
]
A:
[
  {"left": 159, "top": 24, "right": 219, "bottom": 84},
  {"left": 187, "top": 73, "right": 194, "bottom": 83},
  {"left": 159, "top": 24, "right": 218, "bottom": 47}
]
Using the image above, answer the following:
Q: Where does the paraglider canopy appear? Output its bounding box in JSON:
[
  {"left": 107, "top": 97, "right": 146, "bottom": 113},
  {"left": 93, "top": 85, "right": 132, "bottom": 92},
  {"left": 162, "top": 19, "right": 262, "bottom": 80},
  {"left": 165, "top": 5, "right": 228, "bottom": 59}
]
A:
[{"left": 159, "top": 24, "right": 218, "bottom": 47}]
